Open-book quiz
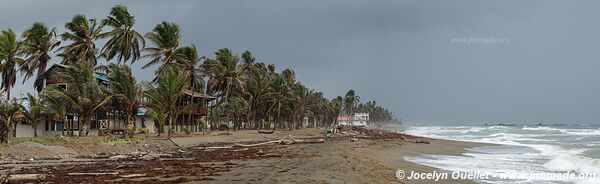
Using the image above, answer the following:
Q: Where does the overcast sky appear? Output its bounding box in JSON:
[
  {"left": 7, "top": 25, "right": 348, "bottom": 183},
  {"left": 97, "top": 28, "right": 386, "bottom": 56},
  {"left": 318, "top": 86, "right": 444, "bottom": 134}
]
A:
[{"left": 2, "top": 0, "right": 600, "bottom": 124}]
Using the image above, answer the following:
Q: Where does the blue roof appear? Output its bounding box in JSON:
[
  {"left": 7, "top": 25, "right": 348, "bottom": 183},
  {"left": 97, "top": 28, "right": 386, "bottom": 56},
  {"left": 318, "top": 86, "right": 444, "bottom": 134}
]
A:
[{"left": 95, "top": 73, "right": 108, "bottom": 81}]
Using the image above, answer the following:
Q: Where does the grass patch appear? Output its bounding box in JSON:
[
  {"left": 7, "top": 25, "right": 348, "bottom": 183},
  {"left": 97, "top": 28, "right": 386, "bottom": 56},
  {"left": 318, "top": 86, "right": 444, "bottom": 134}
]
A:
[
  {"left": 11, "top": 136, "right": 73, "bottom": 145},
  {"left": 99, "top": 137, "right": 131, "bottom": 145}
]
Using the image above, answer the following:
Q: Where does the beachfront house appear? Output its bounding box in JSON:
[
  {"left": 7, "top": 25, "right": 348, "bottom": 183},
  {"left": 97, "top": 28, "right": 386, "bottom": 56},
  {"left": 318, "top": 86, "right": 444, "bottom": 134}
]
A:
[
  {"left": 12, "top": 64, "right": 216, "bottom": 137},
  {"left": 337, "top": 113, "right": 369, "bottom": 126}
]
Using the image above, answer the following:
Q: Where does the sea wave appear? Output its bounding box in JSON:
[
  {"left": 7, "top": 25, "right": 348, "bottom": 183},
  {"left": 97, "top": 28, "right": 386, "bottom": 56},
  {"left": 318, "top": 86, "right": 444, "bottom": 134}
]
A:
[{"left": 404, "top": 125, "right": 600, "bottom": 184}]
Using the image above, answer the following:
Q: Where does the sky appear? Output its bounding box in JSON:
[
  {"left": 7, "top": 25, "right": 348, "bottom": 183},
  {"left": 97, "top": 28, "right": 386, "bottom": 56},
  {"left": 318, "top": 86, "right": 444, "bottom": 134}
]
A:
[{"left": 1, "top": 0, "right": 600, "bottom": 124}]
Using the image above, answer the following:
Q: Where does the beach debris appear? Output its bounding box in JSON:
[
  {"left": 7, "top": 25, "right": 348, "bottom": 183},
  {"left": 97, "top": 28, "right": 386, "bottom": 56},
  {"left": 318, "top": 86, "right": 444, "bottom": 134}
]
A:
[
  {"left": 67, "top": 172, "right": 119, "bottom": 176},
  {"left": 412, "top": 139, "right": 430, "bottom": 144},
  {"left": 198, "top": 138, "right": 325, "bottom": 150},
  {"left": 109, "top": 155, "right": 128, "bottom": 160},
  {"left": 350, "top": 137, "right": 359, "bottom": 142},
  {"left": 3, "top": 174, "right": 46, "bottom": 182},
  {"left": 258, "top": 129, "right": 275, "bottom": 134},
  {"left": 119, "top": 173, "right": 147, "bottom": 178}
]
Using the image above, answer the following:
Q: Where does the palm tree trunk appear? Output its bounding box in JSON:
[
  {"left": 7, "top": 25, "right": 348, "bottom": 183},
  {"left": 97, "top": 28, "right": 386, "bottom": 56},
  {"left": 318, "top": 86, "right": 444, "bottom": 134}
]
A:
[
  {"left": 33, "top": 121, "right": 38, "bottom": 137},
  {"left": 0, "top": 123, "right": 9, "bottom": 144},
  {"left": 167, "top": 117, "right": 173, "bottom": 138},
  {"left": 12, "top": 122, "right": 17, "bottom": 138}
]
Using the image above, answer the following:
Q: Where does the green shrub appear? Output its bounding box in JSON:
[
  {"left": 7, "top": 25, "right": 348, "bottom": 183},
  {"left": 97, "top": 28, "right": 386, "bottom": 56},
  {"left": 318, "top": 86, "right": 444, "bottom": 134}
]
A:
[
  {"left": 182, "top": 127, "right": 191, "bottom": 135},
  {"left": 100, "top": 137, "right": 130, "bottom": 145},
  {"left": 12, "top": 136, "right": 71, "bottom": 145}
]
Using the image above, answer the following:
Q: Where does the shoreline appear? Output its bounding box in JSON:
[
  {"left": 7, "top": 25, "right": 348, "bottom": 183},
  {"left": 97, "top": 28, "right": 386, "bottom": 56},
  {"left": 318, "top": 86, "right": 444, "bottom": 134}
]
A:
[{"left": 0, "top": 127, "right": 491, "bottom": 183}]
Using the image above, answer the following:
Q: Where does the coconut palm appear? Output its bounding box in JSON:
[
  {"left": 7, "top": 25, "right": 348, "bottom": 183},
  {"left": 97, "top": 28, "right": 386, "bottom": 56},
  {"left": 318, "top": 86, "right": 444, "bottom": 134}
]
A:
[
  {"left": 144, "top": 65, "right": 188, "bottom": 138},
  {"left": 330, "top": 96, "right": 343, "bottom": 126},
  {"left": 58, "top": 15, "right": 103, "bottom": 66},
  {"left": 0, "top": 101, "right": 22, "bottom": 143},
  {"left": 100, "top": 5, "right": 145, "bottom": 63},
  {"left": 173, "top": 44, "right": 204, "bottom": 129},
  {"left": 23, "top": 93, "right": 46, "bottom": 137},
  {"left": 20, "top": 23, "right": 61, "bottom": 91},
  {"left": 142, "top": 22, "right": 180, "bottom": 69},
  {"left": 203, "top": 48, "right": 245, "bottom": 102},
  {"left": 44, "top": 62, "right": 112, "bottom": 136},
  {"left": 107, "top": 63, "right": 142, "bottom": 132},
  {"left": 42, "top": 88, "right": 70, "bottom": 136},
  {"left": 145, "top": 106, "right": 168, "bottom": 136},
  {"left": 0, "top": 29, "right": 24, "bottom": 99},
  {"left": 343, "top": 89, "right": 360, "bottom": 125}
]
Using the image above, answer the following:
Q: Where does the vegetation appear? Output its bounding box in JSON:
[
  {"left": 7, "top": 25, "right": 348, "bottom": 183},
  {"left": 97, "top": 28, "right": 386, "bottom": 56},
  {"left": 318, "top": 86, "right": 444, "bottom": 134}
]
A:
[{"left": 0, "top": 4, "right": 399, "bottom": 142}]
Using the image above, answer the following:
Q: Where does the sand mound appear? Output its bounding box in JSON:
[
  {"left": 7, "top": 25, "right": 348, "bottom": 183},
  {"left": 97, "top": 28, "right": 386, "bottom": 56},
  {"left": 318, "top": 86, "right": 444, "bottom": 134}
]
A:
[{"left": 2, "top": 141, "right": 77, "bottom": 160}]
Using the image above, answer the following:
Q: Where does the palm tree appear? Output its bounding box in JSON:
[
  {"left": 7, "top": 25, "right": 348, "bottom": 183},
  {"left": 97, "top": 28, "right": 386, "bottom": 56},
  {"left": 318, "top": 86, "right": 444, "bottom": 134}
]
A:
[
  {"left": 0, "top": 29, "right": 24, "bottom": 99},
  {"left": 203, "top": 48, "right": 245, "bottom": 102},
  {"left": 145, "top": 106, "right": 168, "bottom": 136},
  {"left": 42, "top": 89, "right": 70, "bottom": 136},
  {"left": 174, "top": 44, "right": 204, "bottom": 130},
  {"left": 330, "top": 96, "right": 343, "bottom": 126},
  {"left": 142, "top": 22, "right": 180, "bottom": 69},
  {"left": 20, "top": 23, "right": 61, "bottom": 91},
  {"left": 58, "top": 15, "right": 103, "bottom": 66},
  {"left": 144, "top": 65, "right": 188, "bottom": 138},
  {"left": 202, "top": 48, "right": 246, "bottom": 129},
  {"left": 100, "top": 5, "right": 145, "bottom": 63},
  {"left": 44, "top": 62, "right": 112, "bottom": 136},
  {"left": 23, "top": 93, "right": 46, "bottom": 137},
  {"left": 343, "top": 89, "right": 360, "bottom": 125},
  {"left": 0, "top": 101, "right": 22, "bottom": 143},
  {"left": 107, "top": 63, "right": 142, "bottom": 133}
]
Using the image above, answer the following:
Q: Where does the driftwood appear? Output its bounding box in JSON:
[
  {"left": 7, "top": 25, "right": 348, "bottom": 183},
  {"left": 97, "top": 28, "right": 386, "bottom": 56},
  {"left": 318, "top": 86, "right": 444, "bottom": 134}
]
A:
[
  {"left": 198, "top": 138, "right": 325, "bottom": 149},
  {"left": 257, "top": 130, "right": 274, "bottom": 134},
  {"left": 67, "top": 172, "right": 119, "bottom": 176},
  {"left": 120, "top": 174, "right": 147, "bottom": 178},
  {"left": 285, "top": 138, "right": 325, "bottom": 144},
  {"left": 234, "top": 140, "right": 282, "bottom": 147},
  {"left": 3, "top": 174, "right": 46, "bottom": 182}
]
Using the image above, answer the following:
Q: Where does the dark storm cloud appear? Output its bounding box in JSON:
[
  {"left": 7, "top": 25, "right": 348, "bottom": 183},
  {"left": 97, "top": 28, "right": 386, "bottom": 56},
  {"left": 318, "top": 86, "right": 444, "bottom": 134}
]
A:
[{"left": 2, "top": 0, "right": 600, "bottom": 124}]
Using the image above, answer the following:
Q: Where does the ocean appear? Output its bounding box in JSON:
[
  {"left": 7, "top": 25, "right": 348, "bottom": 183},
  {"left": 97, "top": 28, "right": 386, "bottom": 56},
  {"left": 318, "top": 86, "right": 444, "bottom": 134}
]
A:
[{"left": 403, "top": 124, "right": 600, "bottom": 184}]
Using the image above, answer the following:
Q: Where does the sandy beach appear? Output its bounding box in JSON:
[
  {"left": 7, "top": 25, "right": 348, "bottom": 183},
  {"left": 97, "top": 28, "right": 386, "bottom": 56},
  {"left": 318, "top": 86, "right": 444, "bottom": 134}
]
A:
[{"left": 0, "top": 127, "right": 489, "bottom": 184}]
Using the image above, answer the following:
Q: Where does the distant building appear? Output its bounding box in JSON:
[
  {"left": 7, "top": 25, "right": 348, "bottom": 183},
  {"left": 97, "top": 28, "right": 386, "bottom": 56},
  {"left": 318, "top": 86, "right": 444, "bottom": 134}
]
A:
[{"left": 337, "top": 113, "right": 369, "bottom": 126}]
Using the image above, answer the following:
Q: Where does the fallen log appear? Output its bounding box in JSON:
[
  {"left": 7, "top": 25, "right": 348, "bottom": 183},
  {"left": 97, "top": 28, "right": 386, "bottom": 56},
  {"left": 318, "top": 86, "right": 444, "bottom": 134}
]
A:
[
  {"left": 67, "top": 172, "right": 119, "bottom": 176},
  {"left": 234, "top": 140, "right": 282, "bottom": 147},
  {"left": 258, "top": 130, "right": 274, "bottom": 134},
  {"left": 285, "top": 138, "right": 325, "bottom": 144},
  {"left": 197, "top": 146, "right": 234, "bottom": 149},
  {"left": 120, "top": 174, "right": 147, "bottom": 178},
  {"left": 5, "top": 174, "right": 46, "bottom": 182}
]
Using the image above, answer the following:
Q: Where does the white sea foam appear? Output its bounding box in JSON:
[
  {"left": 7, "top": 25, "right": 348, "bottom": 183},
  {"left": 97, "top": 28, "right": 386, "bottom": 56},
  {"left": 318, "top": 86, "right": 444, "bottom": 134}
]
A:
[{"left": 404, "top": 125, "right": 600, "bottom": 184}]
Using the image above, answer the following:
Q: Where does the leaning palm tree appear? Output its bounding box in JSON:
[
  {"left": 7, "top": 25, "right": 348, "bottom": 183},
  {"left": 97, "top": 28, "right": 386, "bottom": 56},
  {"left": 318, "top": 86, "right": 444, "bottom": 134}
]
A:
[
  {"left": 20, "top": 23, "right": 61, "bottom": 91},
  {"left": 44, "top": 62, "right": 112, "bottom": 136},
  {"left": 0, "top": 101, "right": 22, "bottom": 143},
  {"left": 58, "top": 15, "right": 103, "bottom": 66},
  {"left": 100, "top": 5, "right": 145, "bottom": 64},
  {"left": 0, "top": 29, "right": 24, "bottom": 99},
  {"left": 107, "top": 63, "right": 142, "bottom": 133},
  {"left": 144, "top": 65, "right": 188, "bottom": 138},
  {"left": 23, "top": 93, "right": 46, "bottom": 137},
  {"left": 142, "top": 21, "right": 180, "bottom": 69}
]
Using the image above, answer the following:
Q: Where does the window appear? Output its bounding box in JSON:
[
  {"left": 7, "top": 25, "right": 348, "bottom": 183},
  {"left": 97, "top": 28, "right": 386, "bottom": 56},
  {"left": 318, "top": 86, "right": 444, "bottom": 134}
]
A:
[{"left": 56, "top": 83, "right": 67, "bottom": 90}]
